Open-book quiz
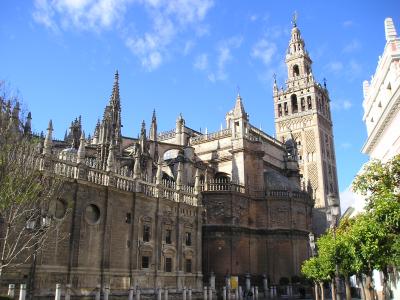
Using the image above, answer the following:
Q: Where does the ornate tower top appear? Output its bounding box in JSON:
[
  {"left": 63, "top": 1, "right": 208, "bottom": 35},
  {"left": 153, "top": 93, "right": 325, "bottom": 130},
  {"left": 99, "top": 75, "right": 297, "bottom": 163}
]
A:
[{"left": 285, "top": 17, "right": 313, "bottom": 81}]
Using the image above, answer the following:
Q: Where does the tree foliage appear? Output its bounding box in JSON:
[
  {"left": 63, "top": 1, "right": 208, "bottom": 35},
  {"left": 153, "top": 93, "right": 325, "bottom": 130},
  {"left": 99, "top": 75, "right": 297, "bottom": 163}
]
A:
[
  {"left": 302, "top": 154, "right": 400, "bottom": 297},
  {"left": 0, "top": 82, "right": 65, "bottom": 277}
]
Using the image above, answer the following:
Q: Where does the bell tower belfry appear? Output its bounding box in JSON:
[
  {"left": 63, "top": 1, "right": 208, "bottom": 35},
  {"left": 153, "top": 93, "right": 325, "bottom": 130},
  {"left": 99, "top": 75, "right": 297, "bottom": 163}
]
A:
[{"left": 273, "top": 17, "right": 340, "bottom": 234}]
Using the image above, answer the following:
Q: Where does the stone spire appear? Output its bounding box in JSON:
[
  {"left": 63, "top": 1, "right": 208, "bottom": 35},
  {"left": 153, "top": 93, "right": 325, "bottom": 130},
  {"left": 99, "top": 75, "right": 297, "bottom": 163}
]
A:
[
  {"left": 140, "top": 120, "right": 147, "bottom": 153},
  {"left": 273, "top": 73, "right": 278, "bottom": 93},
  {"left": 106, "top": 142, "right": 115, "bottom": 172},
  {"left": 77, "top": 131, "right": 86, "bottom": 163},
  {"left": 100, "top": 70, "right": 122, "bottom": 150},
  {"left": 133, "top": 153, "right": 141, "bottom": 179},
  {"left": 92, "top": 119, "right": 100, "bottom": 145},
  {"left": 156, "top": 159, "right": 163, "bottom": 185},
  {"left": 24, "top": 112, "right": 32, "bottom": 136},
  {"left": 175, "top": 113, "right": 186, "bottom": 145},
  {"left": 43, "top": 120, "right": 53, "bottom": 155},
  {"left": 233, "top": 93, "right": 247, "bottom": 118},
  {"left": 150, "top": 109, "right": 157, "bottom": 141},
  {"left": 176, "top": 161, "right": 183, "bottom": 189},
  {"left": 285, "top": 16, "right": 313, "bottom": 80},
  {"left": 140, "top": 120, "right": 146, "bottom": 139},
  {"left": 110, "top": 70, "right": 120, "bottom": 109},
  {"left": 385, "top": 17, "right": 398, "bottom": 41},
  {"left": 194, "top": 168, "right": 201, "bottom": 195}
]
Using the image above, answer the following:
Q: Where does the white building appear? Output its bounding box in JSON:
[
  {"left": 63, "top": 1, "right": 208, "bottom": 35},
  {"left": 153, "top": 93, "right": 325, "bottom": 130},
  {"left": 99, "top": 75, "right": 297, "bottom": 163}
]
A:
[
  {"left": 355, "top": 17, "right": 400, "bottom": 300},
  {"left": 362, "top": 17, "right": 400, "bottom": 162}
]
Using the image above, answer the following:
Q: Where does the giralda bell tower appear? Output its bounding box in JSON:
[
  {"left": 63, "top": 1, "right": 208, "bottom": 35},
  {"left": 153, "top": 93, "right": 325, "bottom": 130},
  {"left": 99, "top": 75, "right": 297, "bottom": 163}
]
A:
[{"left": 273, "top": 16, "right": 340, "bottom": 234}]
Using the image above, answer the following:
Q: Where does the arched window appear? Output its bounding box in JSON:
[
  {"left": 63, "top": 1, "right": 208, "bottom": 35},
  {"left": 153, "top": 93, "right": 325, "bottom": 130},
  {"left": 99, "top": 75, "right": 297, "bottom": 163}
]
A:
[
  {"left": 293, "top": 65, "right": 300, "bottom": 77},
  {"left": 214, "top": 172, "right": 230, "bottom": 182},
  {"left": 291, "top": 94, "right": 298, "bottom": 113}
]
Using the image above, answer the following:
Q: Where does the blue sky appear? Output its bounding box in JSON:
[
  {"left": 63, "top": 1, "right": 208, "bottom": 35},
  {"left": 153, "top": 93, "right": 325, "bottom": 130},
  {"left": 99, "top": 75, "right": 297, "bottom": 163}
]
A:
[{"left": 1, "top": 1, "right": 399, "bottom": 208}]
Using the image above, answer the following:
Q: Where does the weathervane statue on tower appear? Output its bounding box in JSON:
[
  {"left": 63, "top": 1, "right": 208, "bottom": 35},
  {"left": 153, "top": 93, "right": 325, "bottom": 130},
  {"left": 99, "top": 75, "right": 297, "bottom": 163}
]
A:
[{"left": 292, "top": 11, "right": 298, "bottom": 27}]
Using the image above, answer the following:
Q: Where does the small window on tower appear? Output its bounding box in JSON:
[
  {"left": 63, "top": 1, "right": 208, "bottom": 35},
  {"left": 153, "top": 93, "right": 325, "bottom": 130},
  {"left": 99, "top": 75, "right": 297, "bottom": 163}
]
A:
[
  {"left": 291, "top": 94, "right": 298, "bottom": 113},
  {"left": 307, "top": 96, "right": 312, "bottom": 109},
  {"left": 301, "top": 98, "right": 305, "bottom": 111},
  {"left": 293, "top": 65, "right": 300, "bottom": 77},
  {"left": 284, "top": 102, "right": 288, "bottom": 115},
  {"left": 278, "top": 104, "right": 282, "bottom": 117}
]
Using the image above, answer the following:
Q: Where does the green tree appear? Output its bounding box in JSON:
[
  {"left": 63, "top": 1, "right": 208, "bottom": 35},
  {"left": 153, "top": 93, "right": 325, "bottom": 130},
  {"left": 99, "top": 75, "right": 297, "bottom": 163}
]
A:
[
  {"left": 302, "top": 256, "right": 330, "bottom": 300},
  {"left": 352, "top": 155, "right": 400, "bottom": 300}
]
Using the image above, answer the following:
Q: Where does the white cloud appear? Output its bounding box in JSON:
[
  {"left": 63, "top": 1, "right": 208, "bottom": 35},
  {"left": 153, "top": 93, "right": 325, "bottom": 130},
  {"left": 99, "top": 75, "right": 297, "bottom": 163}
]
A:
[
  {"left": 183, "top": 40, "right": 195, "bottom": 55},
  {"left": 331, "top": 99, "right": 353, "bottom": 111},
  {"left": 32, "top": 0, "right": 214, "bottom": 70},
  {"left": 251, "top": 38, "right": 277, "bottom": 66},
  {"left": 343, "top": 39, "right": 361, "bottom": 53},
  {"left": 340, "top": 142, "right": 352, "bottom": 149},
  {"left": 249, "top": 14, "right": 258, "bottom": 22},
  {"left": 212, "top": 36, "right": 243, "bottom": 81},
  {"left": 193, "top": 53, "right": 208, "bottom": 70},
  {"left": 125, "top": 13, "right": 176, "bottom": 70},
  {"left": 33, "top": 0, "right": 131, "bottom": 32},
  {"left": 340, "top": 185, "right": 365, "bottom": 215},
  {"left": 326, "top": 61, "right": 344, "bottom": 73},
  {"left": 348, "top": 59, "right": 362, "bottom": 77},
  {"left": 342, "top": 20, "right": 354, "bottom": 28}
]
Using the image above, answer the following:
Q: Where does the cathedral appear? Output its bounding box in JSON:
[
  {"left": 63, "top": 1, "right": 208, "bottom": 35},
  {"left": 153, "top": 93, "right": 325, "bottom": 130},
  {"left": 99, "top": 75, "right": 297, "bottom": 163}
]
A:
[{"left": 1, "top": 20, "right": 339, "bottom": 296}]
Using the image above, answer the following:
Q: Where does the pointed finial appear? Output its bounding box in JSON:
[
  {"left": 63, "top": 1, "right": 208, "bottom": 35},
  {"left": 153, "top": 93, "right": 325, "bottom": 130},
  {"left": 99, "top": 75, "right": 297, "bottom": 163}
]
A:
[
  {"left": 323, "top": 78, "right": 327, "bottom": 88},
  {"left": 273, "top": 73, "right": 277, "bottom": 83},
  {"left": 77, "top": 131, "right": 86, "bottom": 163},
  {"left": 236, "top": 85, "right": 241, "bottom": 97},
  {"left": 141, "top": 120, "right": 146, "bottom": 137},
  {"left": 292, "top": 11, "right": 298, "bottom": 27},
  {"left": 152, "top": 109, "right": 156, "bottom": 122},
  {"left": 48, "top": 119, "right": 53, "bottom": 131},
  {"left": 43, "top": 120, "right": 53, "bottom": 155},
  {"left": 106, "top": 142, "right": 115, "bottom": 172},
  {"left": 156, "top": 159, "right": 163, "bottom": 185}
]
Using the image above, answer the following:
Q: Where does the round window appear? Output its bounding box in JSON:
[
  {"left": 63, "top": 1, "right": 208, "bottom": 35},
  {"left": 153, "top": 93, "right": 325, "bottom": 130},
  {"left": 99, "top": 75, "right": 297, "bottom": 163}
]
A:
[{"left": 85, "top": 204, "right": 100, "bottom": 224}]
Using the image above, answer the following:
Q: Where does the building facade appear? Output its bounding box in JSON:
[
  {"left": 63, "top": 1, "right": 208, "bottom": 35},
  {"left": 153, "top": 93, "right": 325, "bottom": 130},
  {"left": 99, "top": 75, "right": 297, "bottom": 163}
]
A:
[
  {"left": 362, "top": 18, "right": 400, "bottom": 162},
  {"left": 0, "top": 19, "right": 343, "bottom": 297},
  {"left": 360, "top": 17, "right": 400, "bottom": 300},
  {"left": 273, "top": 20, "right": 340, "bottom": 235}
]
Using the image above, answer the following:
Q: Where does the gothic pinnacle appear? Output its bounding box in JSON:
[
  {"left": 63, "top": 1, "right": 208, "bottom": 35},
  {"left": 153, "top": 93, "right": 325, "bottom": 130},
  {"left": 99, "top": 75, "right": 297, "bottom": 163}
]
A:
[
  {"left": 106, "top": 142, "right": 115, "bottom": 172},
  {"left": 43, "top": 120, "right": 53, "bottom": 155},
  {"left": 77, "top": 131, "right": 86, "bottom": 163}
]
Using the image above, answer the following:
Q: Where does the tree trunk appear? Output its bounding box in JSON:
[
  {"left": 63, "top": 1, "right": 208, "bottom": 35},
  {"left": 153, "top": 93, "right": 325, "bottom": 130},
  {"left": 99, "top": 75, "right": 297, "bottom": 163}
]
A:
[
  {"left": 358, "top": 274, "right": 367, "bottom": 300},
  {"left": 382, "top": 268, "right": 388, "bottom": 300},
  {"left": 314, "top": 282, "right": 320, "bottom": 300},
  {"left": 319, "top": 282, "right": 325, "bottom": 300},
  {"left": 344, "top": 276, "right": 352, "bottom": 300},
  {"left": 331, "top": 278, "right": 337, "bottom": 300},
  {"left": 365, "top": 273, "right": 374, "bottom": 300}
]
